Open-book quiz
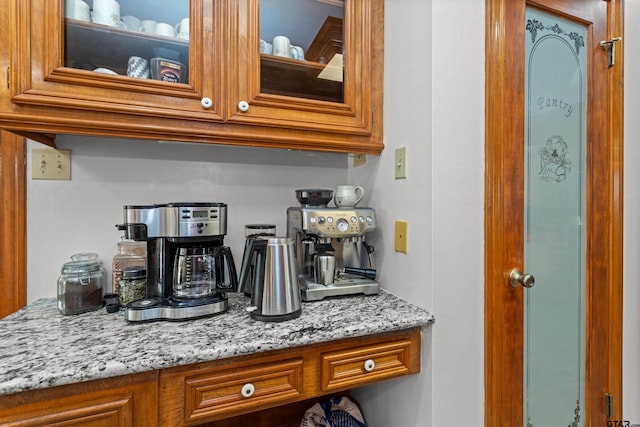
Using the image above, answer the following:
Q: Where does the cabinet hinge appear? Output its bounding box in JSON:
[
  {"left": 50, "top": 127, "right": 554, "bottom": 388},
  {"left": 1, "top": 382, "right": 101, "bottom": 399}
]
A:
[{"left": 605, "top": 393, "right": 614, "bottom": 418}]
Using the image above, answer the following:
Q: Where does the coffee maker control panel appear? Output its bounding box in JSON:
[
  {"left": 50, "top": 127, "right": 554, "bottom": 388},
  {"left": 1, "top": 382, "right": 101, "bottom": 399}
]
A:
[
  {"left": 289, "top": 207, "right": 376, "bottom": 238},
  {"left": 178, "top": 206, "right": 224, "bottom": 237}
]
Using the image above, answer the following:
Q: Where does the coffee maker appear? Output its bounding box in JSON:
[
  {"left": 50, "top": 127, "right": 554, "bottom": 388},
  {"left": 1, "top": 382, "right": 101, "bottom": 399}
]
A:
[
  {"left": 116, "top": 202, "right": 238, "bottom": 322},
  {"left": 287, "top": 189, "right": 380, "bottom": 301}
]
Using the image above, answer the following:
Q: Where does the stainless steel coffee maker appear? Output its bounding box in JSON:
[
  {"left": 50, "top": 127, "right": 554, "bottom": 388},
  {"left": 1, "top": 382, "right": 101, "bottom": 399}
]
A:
[
  {"left": 116, "top": 202, "right": 238, "bottom": 322},
  {"left": 287, "top": 189, "right": 380, "bottom": 301}
]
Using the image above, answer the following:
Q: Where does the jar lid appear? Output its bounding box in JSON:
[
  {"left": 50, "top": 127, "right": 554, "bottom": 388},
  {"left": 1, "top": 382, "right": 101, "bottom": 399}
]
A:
[
  {"left": 245, "top": 224, "right": 276, "bottom": 229},
  {"left": 117, "top": 240, "right": 146, "bottom": 255},
  {"left": 122, "top": 266, "right": 147, "bottom": 280},
  {"left": 61, "top": 260, "right": 102, "bottom": 274},
  {"left": 70, "top": 252, "right": 99, "bottom": 261}
]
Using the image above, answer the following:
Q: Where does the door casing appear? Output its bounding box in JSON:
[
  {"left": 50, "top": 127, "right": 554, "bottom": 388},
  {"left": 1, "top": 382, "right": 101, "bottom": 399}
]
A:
[{"left": 485, "top": 0, "right": 624, "bottom": 425}]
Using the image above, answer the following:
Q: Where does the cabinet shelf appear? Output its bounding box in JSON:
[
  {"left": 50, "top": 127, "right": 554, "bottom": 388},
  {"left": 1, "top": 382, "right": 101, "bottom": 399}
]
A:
[{"left": 64, "top": 18, "right": 189, "bottom": 76}]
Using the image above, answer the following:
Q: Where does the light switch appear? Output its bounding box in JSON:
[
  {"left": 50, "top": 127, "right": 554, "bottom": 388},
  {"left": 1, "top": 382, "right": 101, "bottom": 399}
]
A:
[
  {"left": 353, "top": 153, "right": 366, "bottom": 167},
  {"left": 32, "top": 148, "right": 71, "bottom": 180},
  {"left": 395, "top": 220, "right": 408, "bottom": 253},
  {"left": 395, "top": 147, "right": 407, "bottom": 179}
]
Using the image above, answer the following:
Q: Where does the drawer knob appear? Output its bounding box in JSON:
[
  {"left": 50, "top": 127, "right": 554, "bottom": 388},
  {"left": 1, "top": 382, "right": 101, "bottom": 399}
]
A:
[
  {"left": 238, "top": 100, "right": 250, "bottom": 112},
  {"left": 363, "top": 359, "right": 376, "bottom": 372},
  {"left": 201, "top": 97, "right": 213, "bottom": 109},
  {"left": 241, "top": 383, "right": 255, "bottom": 398}
]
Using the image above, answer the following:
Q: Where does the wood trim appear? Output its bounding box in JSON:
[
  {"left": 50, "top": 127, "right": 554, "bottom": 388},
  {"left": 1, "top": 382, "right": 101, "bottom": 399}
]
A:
[
  {"left": 485, "top": 0, "right": 624, "bottom": 425},
  {"left": 0, "top": 130, "right": 27, "bottom": 318}
]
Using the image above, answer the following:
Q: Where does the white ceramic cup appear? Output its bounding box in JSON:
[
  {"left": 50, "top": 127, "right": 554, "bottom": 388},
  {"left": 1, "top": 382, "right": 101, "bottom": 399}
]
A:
[
  {"left": 272, "top": 36, "right": 291, "bottom": 57},
  {"left": 92, "top": 0, "right": 120, "bottom": 27},
  {"left": 155, "top": 22, "right": 176, "bottom": 37},
  {"left": 290, "top": 46, "right": 305, "bottom": 60},
  {"left": 65, "top": 0, "right": 91, "bottom": 21},
  {"left": 127, "top": 56, "right": 150, "bottom": 79},
  {"left": 139, "top": 19, "right": 157, "bottom": 33},
  {"left": 259, "top": 39, "right": 273, "bottom": 54},
  {"left": 334, "top": 185, "right": 365, "bottom": 208},
  {"left": 175, "top": 17, "right": 189, "bottom": 40},
  {"left": 120, "top": 15, "right": 141, "bottom": 31}
]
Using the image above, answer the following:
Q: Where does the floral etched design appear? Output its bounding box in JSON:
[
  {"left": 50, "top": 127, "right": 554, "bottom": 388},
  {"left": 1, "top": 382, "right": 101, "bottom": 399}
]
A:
[
  {"left": 539, "top": 135, "right": 571, "bottom": 182},
  {"left": 526, "top": 19, "right": 584, "bottom": 54}
]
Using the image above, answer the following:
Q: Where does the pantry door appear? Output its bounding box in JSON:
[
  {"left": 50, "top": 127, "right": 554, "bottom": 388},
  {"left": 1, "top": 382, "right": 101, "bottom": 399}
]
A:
[{"left": 485, "top": 0, "right": 623, "bottom": 426}]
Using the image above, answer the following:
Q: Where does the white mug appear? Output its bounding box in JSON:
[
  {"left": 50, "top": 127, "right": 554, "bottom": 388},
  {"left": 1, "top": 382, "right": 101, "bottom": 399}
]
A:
[
  {"left": 175, "top": 18, "right": 189, "bottom": 40},
  {"left": 92, "top": 0, "right": 120, "bottom": 27},
  {"left": 334, "top": 185, "right": 365, "bottom": 208},
  {"left": 65, "top": 0, "right": 91, "bottom": 21},
  {"left": 155, "top": 22, "right": 176, "bottom": 38},
  {"left": 120, "top": 15, "right": 141, "bottom": 31},
  {"left": 272, "top": 36, "right": 291, "bottom": 57},
  {"left": 259, "top": 39, "right": 273, "bottom": 54},
  {"left": 139, "top": 19, "right": 157, "bottom": 33},
  {"left": 290, "top": 45, "right": 305, "bottom": 60}
]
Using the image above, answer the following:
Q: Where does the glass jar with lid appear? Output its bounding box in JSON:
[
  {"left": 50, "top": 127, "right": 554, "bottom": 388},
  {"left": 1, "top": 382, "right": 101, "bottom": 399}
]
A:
[
  {"left": 119, "top": 266, "right": 147, "bottom": 306},
  {"left": 112, "top": 240, "right": 146, "bottom": 294},
  {"left": 57, "top": 255, "right": 106, "bottom": 315}
]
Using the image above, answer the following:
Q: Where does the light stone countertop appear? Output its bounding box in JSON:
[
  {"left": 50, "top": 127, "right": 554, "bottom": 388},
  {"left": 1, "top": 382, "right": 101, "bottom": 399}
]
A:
[{"left": 0, "top": 291, "right": 434, "bottom": 396}]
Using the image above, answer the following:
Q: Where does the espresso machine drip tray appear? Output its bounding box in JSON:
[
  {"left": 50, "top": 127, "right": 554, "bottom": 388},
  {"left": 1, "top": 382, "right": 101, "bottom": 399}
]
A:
[
  {"left": 124, "top": 295, "right": 228, "bottom": 322},
  {"left": 300, "top": 276, "right": 380, "bottom": 301}
]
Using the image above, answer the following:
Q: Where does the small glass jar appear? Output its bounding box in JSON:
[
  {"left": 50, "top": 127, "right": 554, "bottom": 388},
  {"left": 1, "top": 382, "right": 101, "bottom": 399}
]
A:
[
  {"left": 119, "top": 266, "right": 147, "bottom": 306},
  {"left": 245, "top": 224, "right": 276, "bottom": 238},
  {"left": 112, "top": 240, "right": 146, "bottom": 294},
  {"left": 57, "top": 258, "right": 106, "bottom": 315}
]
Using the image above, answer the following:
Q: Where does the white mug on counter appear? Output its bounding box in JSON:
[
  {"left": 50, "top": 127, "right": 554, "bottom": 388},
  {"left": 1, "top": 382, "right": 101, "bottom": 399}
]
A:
[
  {"left": 92, "top": 0, "right": 120, "bottom": 27},
  {"left": 272, "top": 36, "right": 291, "bottom": 57},
  {"left": 66, "top": 0, "right": 91, "bottom": 21},
  {"left": 175, "top": 17, "right": 189, "bottom": 40},
  {"left": 334, "top": 185, "right": 365, "bottom": 208}
]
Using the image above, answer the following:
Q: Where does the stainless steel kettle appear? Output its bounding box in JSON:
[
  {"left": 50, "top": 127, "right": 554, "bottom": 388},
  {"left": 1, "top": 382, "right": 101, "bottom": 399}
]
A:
[{"left": 238, "top": 237, "right": 302, "bottom": 322}]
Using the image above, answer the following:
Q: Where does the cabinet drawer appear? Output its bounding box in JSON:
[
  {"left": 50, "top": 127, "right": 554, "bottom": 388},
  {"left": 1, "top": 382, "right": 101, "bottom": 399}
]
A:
[
  {"left": 182, "top": 358, "right": 304, "bottom": 424},
  {"left": 321, "top": 339, "right": 415, "bottom": 391}
]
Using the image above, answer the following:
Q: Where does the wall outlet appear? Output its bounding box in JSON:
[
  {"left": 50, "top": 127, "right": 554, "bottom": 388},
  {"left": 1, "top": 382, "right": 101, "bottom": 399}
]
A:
[
  {"left": 395, "top": 220, "right": 408, "bottom": 253},
  {"left": 32, "top": 148, "right": 71, "bottom": 180},
  {"left": 353, "top": 153, "right": 366, "bottom": 167},
  {"left": 395, "top": 147, "right": 407, "bottom": 179}
]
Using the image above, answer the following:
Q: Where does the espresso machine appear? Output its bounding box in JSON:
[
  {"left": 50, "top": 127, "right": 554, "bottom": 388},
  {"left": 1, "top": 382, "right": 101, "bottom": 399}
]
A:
[
  {"left": 287, "top": 189, "right": 380, "bottom": 301},
  {"left": 116, "top": 202, "right": 238, "bottom": 322}
]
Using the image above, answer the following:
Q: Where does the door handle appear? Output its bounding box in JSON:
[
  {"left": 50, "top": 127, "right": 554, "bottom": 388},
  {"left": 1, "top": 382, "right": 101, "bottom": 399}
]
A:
[{"left": 509, "top": 269, "right": 535, "bottom": 288}]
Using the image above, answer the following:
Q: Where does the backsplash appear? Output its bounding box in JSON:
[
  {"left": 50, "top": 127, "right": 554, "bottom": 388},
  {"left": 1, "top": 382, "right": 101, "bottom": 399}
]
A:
[{"left": 26, "top": 135, "right": 349, "bottom": 302}]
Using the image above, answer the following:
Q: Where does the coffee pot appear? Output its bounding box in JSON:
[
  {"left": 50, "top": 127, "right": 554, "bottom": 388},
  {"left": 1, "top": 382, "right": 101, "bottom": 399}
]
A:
[{"left": 238, "top": 237, "right": 302, "bottom": 322}]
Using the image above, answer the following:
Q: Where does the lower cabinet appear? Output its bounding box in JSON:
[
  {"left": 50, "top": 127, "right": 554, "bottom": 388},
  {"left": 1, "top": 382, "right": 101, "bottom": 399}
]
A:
[
  {"left": 0, "top": 371, "right": 159, "bottom": 427},
  {"left": 0, "top": 329, "right": 421, "bottom": 427}
]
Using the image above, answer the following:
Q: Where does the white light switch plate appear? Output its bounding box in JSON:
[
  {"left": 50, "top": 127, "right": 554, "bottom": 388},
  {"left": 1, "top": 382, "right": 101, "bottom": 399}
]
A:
[{"left": 32, "top": 148, "right": 71, "bottom": 180}]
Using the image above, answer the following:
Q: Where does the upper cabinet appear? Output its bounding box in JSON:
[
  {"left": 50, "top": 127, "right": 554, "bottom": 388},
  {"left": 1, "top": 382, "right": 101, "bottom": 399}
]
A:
[{"left": 0, "top": 0, "right": 383, "bottom": 154}]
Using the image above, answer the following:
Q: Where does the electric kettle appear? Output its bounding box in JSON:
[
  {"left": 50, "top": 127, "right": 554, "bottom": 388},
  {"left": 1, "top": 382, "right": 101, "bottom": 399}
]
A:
[{"left": 238, "top": 237, "right": 302, "bottom": 322}]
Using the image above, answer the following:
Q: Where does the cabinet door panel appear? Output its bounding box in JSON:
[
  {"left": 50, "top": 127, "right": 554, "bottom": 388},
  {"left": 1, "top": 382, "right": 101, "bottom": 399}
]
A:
[
  {"left": 10, "top": 0, "right": 224, "bottom": 122},
  {"left": 227, "top": 0, "right": 379, "bottom": 136}
]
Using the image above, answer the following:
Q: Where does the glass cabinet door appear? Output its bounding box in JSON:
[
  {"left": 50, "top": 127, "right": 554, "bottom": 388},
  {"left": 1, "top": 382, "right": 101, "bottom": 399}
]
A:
[
  {"left": 259, "top": 0, "right": 344, "bottom": 103},
  {"left": 227, "top": 0, "right": 377, "bottom": 136},
  {"left": 11, "top": 0, "right": 223, "bottom": 122},
  {"left": 64, "top": 0, "right": 190, "bottom": 83}
]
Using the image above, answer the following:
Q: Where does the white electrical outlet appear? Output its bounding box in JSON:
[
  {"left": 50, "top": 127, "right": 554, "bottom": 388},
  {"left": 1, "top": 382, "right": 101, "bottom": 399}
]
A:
[{"left": 32, "top": 149, "right": 71, "bottom": 180}]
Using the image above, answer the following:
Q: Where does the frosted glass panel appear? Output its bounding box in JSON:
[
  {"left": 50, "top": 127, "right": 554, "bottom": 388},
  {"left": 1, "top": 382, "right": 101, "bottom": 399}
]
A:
[{"left": 524, "top": 8, "right": 586, "bottom": 427}]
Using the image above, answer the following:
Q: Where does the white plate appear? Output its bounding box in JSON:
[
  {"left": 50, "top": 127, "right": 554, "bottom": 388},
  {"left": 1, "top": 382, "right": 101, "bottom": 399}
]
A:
[{"left": 93, "top": 67, "right": 118, "bottom": 75}]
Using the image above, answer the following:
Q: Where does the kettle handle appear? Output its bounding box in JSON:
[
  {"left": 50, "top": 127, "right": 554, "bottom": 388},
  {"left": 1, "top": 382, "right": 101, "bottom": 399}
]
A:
[
  {"left": 216, "top": 245, "right": 239, "bottom": 292},
  {"left": 237, "top": 238, "right": 267, "bottom": 295}
]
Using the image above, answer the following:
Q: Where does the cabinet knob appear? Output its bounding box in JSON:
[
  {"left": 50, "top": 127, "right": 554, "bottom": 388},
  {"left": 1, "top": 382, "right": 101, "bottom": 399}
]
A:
[
  {"left": 363, "top": 359, "right": 376, "bottom": 372},
  {"left": 241, "top": 383, "right": 255, "bottom": 398},
  {"left": 201, "top": 97, "right": 213, "bottom": 109},
  {"left": 238, "top": 101, "right": 250, "bottom": 112}
]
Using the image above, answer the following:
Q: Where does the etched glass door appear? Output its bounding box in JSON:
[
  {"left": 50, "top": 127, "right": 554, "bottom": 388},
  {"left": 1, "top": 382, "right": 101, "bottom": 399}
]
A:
[{"left": 524, "top": 7, "right": 587, "bottom": 426}]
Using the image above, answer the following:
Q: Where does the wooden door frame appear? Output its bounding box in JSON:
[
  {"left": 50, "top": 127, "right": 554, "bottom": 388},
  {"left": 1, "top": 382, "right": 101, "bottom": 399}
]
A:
[
  {"left": 0, "top": 130, "right": 27, "bottom": 318},
  {"left": 485, "top": 0, "right": 624, "bottom": 425}
]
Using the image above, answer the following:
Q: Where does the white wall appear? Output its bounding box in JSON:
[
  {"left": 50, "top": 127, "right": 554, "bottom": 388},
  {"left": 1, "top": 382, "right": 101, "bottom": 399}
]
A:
[
  {"left": 26, "top": 136, "right": 349, "bottom": 299},
  {"left": 623, "top": 0, "right": 640, "bottom": 422},
  {"left": 351, "top": 1, "right": 484, "bottom": 426},
  {"left": 23, "top": 0, "right": 639, "bottom": 425}
]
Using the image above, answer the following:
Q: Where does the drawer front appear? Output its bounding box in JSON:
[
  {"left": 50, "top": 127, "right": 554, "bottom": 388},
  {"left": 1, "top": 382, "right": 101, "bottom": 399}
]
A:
[
  {"left": 321, "top": 339, "right": 415, "bottom": 391},
  {"left": 183, "top": 359, "right": 304, "bottom": 423}
]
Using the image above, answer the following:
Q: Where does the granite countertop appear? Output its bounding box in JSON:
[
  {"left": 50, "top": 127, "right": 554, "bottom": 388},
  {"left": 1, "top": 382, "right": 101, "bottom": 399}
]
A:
[{"left": 0, "top": 291, "right": 434, "bottom": 396}]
